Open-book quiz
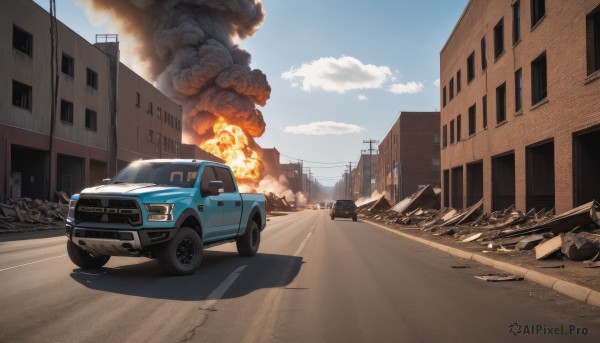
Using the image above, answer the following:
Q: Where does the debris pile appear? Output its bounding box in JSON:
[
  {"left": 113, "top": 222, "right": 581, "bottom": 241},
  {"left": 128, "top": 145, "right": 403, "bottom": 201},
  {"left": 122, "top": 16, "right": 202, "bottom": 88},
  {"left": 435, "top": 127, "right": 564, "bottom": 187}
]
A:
[
  {"left": 264, "top": 192, "right": 293, "bottom": 212},
  {"left": 0, "top": 198, "right": 68, "bottom": 231},
  {"left": 359, "top": 187, "right": 600, "bottom": 263}
]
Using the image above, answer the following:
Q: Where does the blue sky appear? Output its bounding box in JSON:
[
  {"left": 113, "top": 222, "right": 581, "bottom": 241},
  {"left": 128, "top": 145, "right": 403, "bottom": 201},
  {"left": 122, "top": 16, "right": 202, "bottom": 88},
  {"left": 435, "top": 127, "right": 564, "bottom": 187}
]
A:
[{"left": 33, "top": 0, "right": 467, "bottom": 186}]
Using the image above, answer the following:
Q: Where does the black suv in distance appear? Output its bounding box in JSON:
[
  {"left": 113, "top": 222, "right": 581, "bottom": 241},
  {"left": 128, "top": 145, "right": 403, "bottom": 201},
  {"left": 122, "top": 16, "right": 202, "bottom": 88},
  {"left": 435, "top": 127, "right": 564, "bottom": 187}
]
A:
[{"left": 330, "top": 199, "right": 358, "bottom": 221}]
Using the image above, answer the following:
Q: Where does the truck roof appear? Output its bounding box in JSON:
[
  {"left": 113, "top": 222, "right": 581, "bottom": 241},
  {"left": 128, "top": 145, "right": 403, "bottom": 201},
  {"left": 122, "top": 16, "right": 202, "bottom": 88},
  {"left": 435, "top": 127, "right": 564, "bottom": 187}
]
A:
[{"left": 131, "top": 159, "right": 219, "bottom": 165}]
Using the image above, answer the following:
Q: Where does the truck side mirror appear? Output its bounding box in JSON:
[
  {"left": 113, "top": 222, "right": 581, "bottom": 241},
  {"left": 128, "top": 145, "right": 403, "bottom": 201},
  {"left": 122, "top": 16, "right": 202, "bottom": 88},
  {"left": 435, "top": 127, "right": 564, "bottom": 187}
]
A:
[
  {"left": 206, "top": 181, "right": 224, "bottom": 196},
  {"left": 101, "top": 178, "right": 111, "bottom": 185}
]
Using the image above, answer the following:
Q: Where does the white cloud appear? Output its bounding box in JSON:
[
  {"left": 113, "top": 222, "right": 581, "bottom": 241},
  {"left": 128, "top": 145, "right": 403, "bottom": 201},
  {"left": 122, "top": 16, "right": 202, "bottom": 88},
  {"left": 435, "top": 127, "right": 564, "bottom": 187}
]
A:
[
  {"left": 389, "top": 81, "right": 424, "bottom": 94},
  {"left": 283, "top": 121, "right": 365, "bottom": 135},
  {"left": 358, "top": 94, "right": 368, "bottom": 101},
  {"left": 281, "top": 56, "right": 392, "bottom": 93},
  {"left": 433, "top": 79, "right": 440, "bottom": 87}
]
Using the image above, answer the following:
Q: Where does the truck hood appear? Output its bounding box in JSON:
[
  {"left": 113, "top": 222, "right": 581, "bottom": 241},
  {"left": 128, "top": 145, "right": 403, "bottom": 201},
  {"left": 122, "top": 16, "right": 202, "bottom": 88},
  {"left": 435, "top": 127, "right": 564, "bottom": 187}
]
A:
[{"left": 80, "top": 184, "right": 192, "bottom": 200}]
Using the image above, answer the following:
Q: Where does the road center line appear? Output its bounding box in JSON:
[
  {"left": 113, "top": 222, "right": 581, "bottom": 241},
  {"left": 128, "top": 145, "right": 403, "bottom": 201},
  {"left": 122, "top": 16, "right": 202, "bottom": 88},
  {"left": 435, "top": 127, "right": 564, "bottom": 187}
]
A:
[
  {"left": 0, "top": 254, "right": 68, "bottom": 272},
  {"left": 202, "top": 265, "right": 247, "bottom": 310},
  {"left": 294, "top": 231, "right": 312, "bottom": 257}
]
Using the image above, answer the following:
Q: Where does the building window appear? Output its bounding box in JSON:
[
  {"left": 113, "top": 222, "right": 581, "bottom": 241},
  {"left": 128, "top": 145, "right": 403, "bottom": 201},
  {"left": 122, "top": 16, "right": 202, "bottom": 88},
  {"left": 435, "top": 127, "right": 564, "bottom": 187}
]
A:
[
  {"left": 513, "top": 1, "right": 521, "bottom": 44},
  {"left": 467, "top": 52, "right": 475, "bottom": 83},
  {"left": 157, "top": 107, "right": 162, "bottom": 119},
  {"left": 456, "top": 70, "right": 462, "bottom": 93},
  {"left": 515, "top": 68, "right": 523, "bottom": 112},
  {"left": 468, "top": 104, "right": 476, "bottom": 136},
  {"left": 496, "top": 82, "right": 507, "bottom": 123},
  {"left": 494, "top": 19, "right": 504, "bottom": 59},
  {"left": 148, "top": 129, "right": 154, "bottom": 142},
  {"left": 13, "top": 25, "right": 32, "bottom": 56},
  {"left": 12, "top": 80, "right": 32, "bottom": 110},
  {"left": 483, "top": 95, "right": 488, "bottom": 129},
  {"left": 85, "top": 109, "right": 97, "bottom": 131},
  {"left": 456, "top": 115, "right": 462, "bottom": 142},
  {"left": 531, "top": 0, "right": 545, "bottom": 28},
  {"left": 442, "top": 87, "right": 447, "bottom": 107},
  {"left": 60, "top": 100, "right": 73, "bottom": 124},
  {"left": 481, "top": 36, "right": 487, "bottom": 70},
  {"left": 148, "top": 102, "right": 153, "bottom": 115},
  {"left": 434, "top": 133, "right": 440, "bottom": 145},
  {"left": 86, "top": 68, "right": 98, "bottom": 89},
  {"left": 450, "top": 120, "right": 455, "bottom": 144},
  {"left": 586, "top": 5, "right": 600, "bottom": 75},
  {"left": 443, "top": 125, "right": 448, "bottom": 148},
  {"left": 61, "top": 54, "right": 74, "bottom": 77},
  {"left": 449, "top": 78, "right": 454, "bottom": 100},
  {"left": 531, "top": 52, "right": 547, "bottom": 105},
  {"left": 432, "top": 158, "right": 440, "bottom": 171},
  {"left": 136, "top": 92, "right": 140, "bottom": 107}
]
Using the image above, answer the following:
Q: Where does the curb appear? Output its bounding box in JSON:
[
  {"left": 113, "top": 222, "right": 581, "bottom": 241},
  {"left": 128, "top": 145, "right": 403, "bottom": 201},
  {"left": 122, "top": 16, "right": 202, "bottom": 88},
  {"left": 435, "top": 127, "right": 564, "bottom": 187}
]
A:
[{"left": 365, "top": 220, "right": 600, "bottom": 308}]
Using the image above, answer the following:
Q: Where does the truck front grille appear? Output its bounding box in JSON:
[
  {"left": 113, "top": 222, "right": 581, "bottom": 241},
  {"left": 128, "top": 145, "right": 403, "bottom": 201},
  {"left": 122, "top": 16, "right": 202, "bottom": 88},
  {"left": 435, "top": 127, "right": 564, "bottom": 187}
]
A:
[{"left": 75, "top": 197, "right": 142, "bottom": 226}]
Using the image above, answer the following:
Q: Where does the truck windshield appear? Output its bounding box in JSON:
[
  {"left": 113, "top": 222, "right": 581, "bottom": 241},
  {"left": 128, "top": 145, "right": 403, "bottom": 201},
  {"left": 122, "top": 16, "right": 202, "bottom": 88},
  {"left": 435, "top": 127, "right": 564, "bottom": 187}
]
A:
[{"left": 111, "top": 162, "right": 199, "bottom": 188}]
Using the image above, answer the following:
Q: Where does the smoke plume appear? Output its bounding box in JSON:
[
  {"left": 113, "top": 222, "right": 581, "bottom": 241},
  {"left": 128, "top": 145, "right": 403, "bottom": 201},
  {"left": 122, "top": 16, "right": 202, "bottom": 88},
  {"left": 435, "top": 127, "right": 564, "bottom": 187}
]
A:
[{"left": 87, "top": 0, "right": 270, "bottom": 160}]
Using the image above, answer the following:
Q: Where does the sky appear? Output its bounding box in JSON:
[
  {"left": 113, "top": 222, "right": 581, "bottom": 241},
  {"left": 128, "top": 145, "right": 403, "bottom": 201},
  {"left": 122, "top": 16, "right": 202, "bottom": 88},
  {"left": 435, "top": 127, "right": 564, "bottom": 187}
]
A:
[{"left": 33, "top": 0, "right": 468, "bottom": 187}]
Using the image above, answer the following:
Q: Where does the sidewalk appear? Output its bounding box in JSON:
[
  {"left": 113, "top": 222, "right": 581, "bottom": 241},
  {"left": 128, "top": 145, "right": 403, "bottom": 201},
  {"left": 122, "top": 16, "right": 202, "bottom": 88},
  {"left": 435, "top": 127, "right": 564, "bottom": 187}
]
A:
[{"left": 365, "top": 219, "right": 600, "bottom": 307}]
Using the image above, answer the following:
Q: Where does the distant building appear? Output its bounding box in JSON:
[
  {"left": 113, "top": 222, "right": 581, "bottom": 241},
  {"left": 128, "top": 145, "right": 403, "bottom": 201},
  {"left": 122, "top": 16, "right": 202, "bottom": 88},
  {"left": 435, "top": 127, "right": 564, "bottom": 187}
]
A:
[
  {"left": 280, "top": 162, "right": 302, "bottom": 194},
  {"left": 180, "top": 144, "right": 224, "bottom": 163},
  {"left": 0, "top": 0, "right": 185, "bottom": 200},
  {"left": 261, "top": 148, "right": 281, "bottom": 179},
  {"left": 440, "top": 0, "right": 600, "bottom": 213},
  {"left": 353, "top": 153, "right": 378, "bottom": 198},
  {"left": 377, "top": 112, "right": 440, "bottom": 204}
]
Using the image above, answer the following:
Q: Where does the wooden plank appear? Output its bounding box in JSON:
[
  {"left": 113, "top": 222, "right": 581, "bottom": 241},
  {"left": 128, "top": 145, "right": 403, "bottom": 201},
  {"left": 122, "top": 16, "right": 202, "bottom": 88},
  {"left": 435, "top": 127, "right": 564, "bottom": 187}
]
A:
[{"left": 535, "top": 235, "right": 563, "bottom": 260}]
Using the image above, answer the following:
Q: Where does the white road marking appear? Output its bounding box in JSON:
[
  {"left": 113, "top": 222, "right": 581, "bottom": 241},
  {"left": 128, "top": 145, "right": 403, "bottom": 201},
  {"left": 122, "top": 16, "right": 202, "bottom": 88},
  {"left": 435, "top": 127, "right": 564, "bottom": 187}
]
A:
[
  {"left": 294, "top": 231, "right": 312, "bottom": 257},
  {"left": 202, "top": 265, "right": 247, "bottom": 310},
  {"left": 0, "top": 254, "right": 67, "bottom": 272}
]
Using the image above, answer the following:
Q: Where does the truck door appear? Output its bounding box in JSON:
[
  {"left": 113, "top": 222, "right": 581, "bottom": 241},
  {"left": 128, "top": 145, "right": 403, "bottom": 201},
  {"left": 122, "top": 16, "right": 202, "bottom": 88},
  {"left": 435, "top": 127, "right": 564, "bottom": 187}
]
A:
[
  {"left": 214, "top": 166, "right": 243, "bottom": 235},
  {"left": 198, "top": 165, "right": 224, "bottom": 241}
]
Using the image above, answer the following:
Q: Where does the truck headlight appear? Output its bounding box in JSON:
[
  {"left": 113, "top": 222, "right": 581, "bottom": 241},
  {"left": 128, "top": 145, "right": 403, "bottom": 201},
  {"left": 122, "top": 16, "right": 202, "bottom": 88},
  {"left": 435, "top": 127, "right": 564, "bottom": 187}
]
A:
[
  {"left": 67, "top": 200, "right": 77, "bottom": 221},
  {"left": 145, "top": 204, "right": 174, "bottom": 221}
]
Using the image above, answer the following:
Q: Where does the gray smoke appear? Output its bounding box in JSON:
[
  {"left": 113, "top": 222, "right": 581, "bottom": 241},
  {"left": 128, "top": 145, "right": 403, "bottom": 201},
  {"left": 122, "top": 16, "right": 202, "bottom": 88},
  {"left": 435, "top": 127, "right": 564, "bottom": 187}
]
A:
[{"left": 89, "top": 0, "right": 270, "bottom": 143}]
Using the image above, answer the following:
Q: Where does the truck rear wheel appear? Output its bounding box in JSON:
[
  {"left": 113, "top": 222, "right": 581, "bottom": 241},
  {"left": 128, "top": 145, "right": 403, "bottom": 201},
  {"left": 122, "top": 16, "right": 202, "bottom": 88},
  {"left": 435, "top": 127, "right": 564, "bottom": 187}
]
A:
[
  {"left": 158, "top": 227, "right": 203, "bottom": 276},
  {"left": 237, "top": 220, "right": 260, "bottom": 256},
  {"left": 67, "top": 240, "right": 110, "bottom": 269}
]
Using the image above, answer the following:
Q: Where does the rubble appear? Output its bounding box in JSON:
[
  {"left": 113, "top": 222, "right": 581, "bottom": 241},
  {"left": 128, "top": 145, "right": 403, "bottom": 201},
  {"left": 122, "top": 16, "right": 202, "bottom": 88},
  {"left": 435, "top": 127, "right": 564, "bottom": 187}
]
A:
[
  {"left": 358, "top": 189, "right": 600, "bottom": 264},
  {"left": 0, "top": 198, "right": 67, "bottom": 232},
  {"left": 264, "top": 192, "right": 293, "bottom": 212}
]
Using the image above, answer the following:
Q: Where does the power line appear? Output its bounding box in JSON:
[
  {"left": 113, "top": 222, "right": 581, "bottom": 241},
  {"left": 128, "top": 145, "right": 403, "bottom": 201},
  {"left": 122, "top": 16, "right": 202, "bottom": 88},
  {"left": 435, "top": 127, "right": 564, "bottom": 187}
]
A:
[{"left": 279, "top": 152, "right": 349, "bottom": 165}]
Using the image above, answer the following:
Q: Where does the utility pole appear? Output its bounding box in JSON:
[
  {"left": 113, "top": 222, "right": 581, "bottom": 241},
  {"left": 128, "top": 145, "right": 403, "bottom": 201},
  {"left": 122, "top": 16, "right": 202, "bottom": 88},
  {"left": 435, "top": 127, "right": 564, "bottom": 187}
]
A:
[
  {"left": 347, "top": 162, "right": 353, "bottom": 200},
  {"left": 363, "top": 139, "right": 378, "bottom": 197}
]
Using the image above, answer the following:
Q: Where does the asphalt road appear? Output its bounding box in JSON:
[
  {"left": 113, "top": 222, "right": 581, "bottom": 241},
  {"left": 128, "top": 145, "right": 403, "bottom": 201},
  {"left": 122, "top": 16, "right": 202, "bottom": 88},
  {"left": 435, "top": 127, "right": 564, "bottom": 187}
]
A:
[{"left": 0, "top": 210, "right": 599, "bottom": 342}]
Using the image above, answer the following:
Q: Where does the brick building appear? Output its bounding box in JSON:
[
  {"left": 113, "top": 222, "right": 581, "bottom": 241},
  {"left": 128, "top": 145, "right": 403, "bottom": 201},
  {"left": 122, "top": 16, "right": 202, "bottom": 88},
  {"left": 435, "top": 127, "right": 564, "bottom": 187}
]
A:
[
  {"left": 353, "top": 153, "right": 378, "bottom": 198},
  {"left": 377, "top": 112, "right": 441, "bottom": 204},
  {"left": 440, "top": 0, "right": 600, "bottom": 213},
  {"left": 0, "top": 0, "right": 184, "bottom": 200}
]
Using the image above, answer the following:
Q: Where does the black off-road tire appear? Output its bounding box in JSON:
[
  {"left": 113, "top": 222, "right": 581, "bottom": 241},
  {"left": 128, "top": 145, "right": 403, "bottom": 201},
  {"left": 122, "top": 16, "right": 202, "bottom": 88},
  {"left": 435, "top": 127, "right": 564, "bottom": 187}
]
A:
[
  {"left": 158, "top": 227, "right": 203, "bottom": 276},
  {"left": 67, "top": 240, "right": 110, "bottom": 269},
  {"left": 237, "top": 220, "right": 260, "bottom": 256}
]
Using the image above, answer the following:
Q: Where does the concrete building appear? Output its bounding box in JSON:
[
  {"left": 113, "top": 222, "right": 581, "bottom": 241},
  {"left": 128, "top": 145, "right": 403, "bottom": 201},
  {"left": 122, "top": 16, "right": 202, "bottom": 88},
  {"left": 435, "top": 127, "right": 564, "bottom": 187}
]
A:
[
  {"left": 377, "top": 112, "right": 441, "bottom": 204},
  {"left": 261, "top": 148, "right": 281, "bottom": 179},
  {"left": 0, "top": 0, "right": 184, "bottom": 201},
  {"left": 440, "top": 0, "right": 600, "bottom": 213},
  {"left": 180, "top": 144, "right": 224, "bottom": 163}
]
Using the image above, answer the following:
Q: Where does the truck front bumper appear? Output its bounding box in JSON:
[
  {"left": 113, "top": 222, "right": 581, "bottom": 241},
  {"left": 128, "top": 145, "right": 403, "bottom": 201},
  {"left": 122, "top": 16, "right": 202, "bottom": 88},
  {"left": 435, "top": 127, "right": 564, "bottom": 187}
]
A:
[{"left": 66, "top": 224, "right": 178, "bottom": 257}]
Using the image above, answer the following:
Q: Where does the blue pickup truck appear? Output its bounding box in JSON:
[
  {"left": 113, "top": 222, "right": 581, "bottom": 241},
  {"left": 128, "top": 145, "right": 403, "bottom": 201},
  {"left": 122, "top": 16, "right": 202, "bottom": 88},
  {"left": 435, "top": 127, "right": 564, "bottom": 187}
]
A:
[{"left": 65, "top": 159, "right": 267, "bottom": 275}]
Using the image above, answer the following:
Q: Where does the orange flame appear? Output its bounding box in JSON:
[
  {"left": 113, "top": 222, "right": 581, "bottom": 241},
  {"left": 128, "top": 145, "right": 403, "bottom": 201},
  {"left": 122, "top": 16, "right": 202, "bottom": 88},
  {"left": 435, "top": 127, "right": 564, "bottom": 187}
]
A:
[{"left": 201, "top": 118, "right": 263, "bottom": 185}]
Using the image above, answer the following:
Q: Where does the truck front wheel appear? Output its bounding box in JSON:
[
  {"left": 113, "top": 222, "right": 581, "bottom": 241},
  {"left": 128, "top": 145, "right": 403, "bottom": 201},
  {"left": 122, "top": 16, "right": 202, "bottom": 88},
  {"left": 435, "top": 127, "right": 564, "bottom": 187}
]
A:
[
  {"left": 158, "top": 227, "right": 203, "bottom": 276},
  {"left": 237, "top": 220, "right": 260, "bottom": 256},
  {"left": 67, "top": 240, "right": 110, "bottom": 269}
]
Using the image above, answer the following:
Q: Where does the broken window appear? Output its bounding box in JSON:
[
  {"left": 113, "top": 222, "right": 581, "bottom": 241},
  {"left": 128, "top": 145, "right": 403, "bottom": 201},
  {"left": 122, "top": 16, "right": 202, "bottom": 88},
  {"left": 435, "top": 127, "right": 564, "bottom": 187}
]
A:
[
  {"left": 496, "top": 82, "right": 506, "bottom": 123},
  {"left": 494, "top": 18, "right": 504, "bottom": 59},
  {"left": 13, "top": 25, "right": 32, "bottom": 56},
  {"left": 457, "top": 114, "right": 462, "bottom": 142},
  {"left": 531, "top": 0, "right": 545, "bottom": 28},
  {"left": 85, "top": 109, "right": 97, "bottom": 131},
  {"left": 481, "top": 36, "right": 487, "bottom": 70},
  {"left": 86, "top": 68, "right": 98, "bottom": 89},
  {"left": 468, "top": 104, "right": 476, "bottom": 136},
  {"left": 482, "top": 95, "right": 488, "bottom": 129},
  {"left": 513, "top": 0, "right": 521, "bottom": 44},
  {"left": 531, "top": 52, "right": 547, "bottom": 105},
  {"left": 12, "top": 80, "right": 32, "bottom": 110},
  {"left": 515, "top": 68, "right": 522, "bottom": 112},
  {"left": 467, "top": 52, "right": 475, "bottom": 83},
  {"left": 586, "top": 5, "right": 600, "bottom": 75},
  {"left": 60, "top": 100, "right": 73, "bottom": 124},
  {"left": 61, "top": 53, "right": 74, "bottom": 77}
]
